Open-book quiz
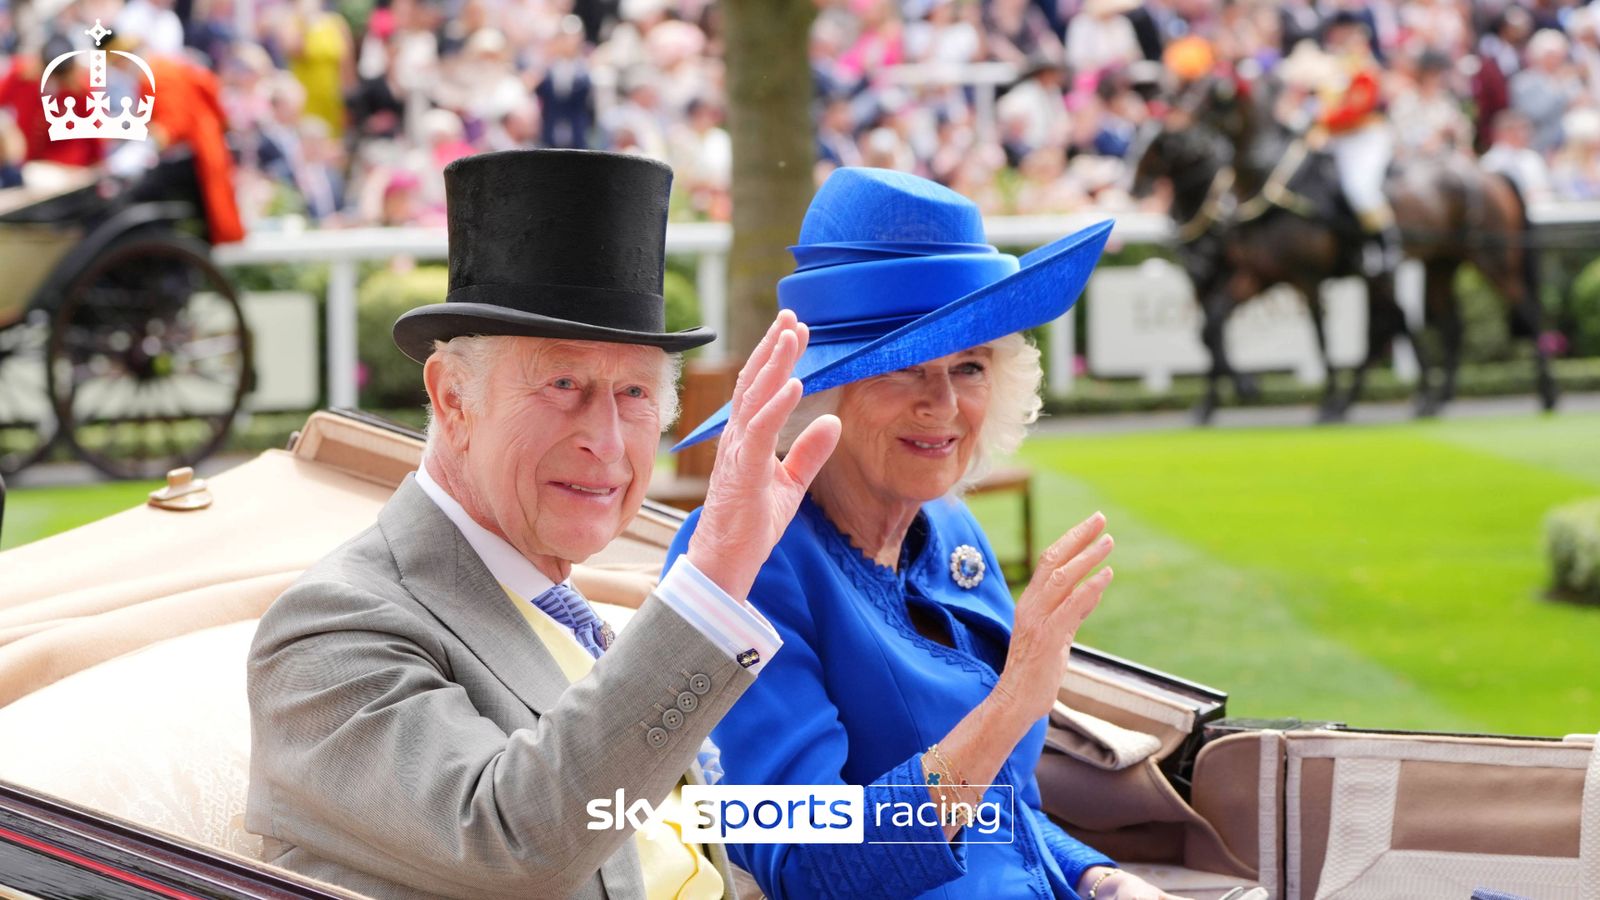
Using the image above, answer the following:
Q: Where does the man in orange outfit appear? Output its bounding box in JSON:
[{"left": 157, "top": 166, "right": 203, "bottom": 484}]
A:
[{"left": 106, "top": 31, "right": 246, "bottom": 244}]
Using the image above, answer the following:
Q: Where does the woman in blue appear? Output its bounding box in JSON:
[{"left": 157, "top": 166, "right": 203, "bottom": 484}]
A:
[{"left": 666, "top": 168, "right": 1190, "bottom": 900}]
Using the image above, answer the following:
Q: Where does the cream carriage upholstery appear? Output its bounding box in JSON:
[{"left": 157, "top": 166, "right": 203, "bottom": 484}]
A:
[
  {"left": 0, "top": 412, "right": 1592, "bottom": 899},
  {"left": 1281, "top": 730, "right": 1600, "bottom": 900},
  {"left": 0, "top": 413, "right": 660, "bottom": 868}
]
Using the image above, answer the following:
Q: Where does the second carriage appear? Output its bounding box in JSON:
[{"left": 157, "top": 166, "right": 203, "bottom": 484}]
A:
[{"left": 0, "top": 151, "right": 252, "bottom": 480}]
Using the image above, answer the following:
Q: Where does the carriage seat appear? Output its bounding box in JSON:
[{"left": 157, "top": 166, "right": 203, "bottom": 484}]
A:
[
  {"left": 0, "top": 162, "right": 99, "bottom": 219},
  {"left": 0, "top": 596, "right": 648, "bottom": 865}
]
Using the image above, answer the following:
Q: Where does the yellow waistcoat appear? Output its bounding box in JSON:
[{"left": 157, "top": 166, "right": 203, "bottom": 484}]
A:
[{"left": 500, "top": 585, "right": 724, "bottom": 900}]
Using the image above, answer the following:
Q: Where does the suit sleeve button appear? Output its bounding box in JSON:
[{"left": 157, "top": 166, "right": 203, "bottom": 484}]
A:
[
  {"left": 647, "top": 727, "right": 668, "bottom": 749},
  {"left": 662, "top": 708, "right": 684, "bottom": 730},
  {"left": 676, "top": 691, "right": 698, "bottom": 713},
  {"left": 688, "top": 673, "right": 711, "bottom": 695}
]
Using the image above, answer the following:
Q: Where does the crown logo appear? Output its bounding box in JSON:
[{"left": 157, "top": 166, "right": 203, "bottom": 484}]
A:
[{"left": 42, "top": 20, "right": 155, "bottom": 142}]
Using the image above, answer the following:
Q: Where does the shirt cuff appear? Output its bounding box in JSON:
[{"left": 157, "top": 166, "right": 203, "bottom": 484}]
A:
[{"left": 655, "top": 556, "right": 783, "bottom": 675}]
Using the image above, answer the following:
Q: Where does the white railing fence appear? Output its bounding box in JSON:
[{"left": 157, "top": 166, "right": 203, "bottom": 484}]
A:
[{"left": 214, "top": 203, "right": 1600, "bottom": 411}]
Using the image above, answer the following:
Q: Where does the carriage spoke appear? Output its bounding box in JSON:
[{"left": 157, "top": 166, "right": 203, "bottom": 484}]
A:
[{"left": 53, "top": 236, "right": 250, "bottom": 479}]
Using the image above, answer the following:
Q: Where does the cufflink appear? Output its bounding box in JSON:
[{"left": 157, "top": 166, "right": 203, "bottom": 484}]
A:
[{"left": 737, "top": 649, "right": 760, "bottom": 669}]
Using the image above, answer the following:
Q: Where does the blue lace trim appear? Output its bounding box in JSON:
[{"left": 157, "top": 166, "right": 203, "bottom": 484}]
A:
[{"left": 802, "top": 498, "right": 999, "bottom": 694}]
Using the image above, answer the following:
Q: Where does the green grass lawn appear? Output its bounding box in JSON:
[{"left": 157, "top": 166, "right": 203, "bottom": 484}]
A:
[
  {"left": 968, "top": 412, "right": 1600, "bottom": 738},
  {"left": 1, "top": 479, "right": 162, "bottom": 552},
  {"left": 7, "top": 411, "right": 1598, "bottom": 737}
]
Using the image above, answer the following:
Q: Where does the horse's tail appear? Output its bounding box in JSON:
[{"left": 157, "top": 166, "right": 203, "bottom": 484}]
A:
[{"left": 1496, "top": 171, "right": 1542, "bottom": 331}]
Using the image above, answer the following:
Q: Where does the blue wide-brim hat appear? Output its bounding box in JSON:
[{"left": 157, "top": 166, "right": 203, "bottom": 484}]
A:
[{"left": 672, "top": 167, "right": 1113, "bottom": 451}]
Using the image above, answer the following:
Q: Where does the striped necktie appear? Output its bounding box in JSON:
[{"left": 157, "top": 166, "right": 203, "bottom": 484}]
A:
[{"left": 530, "top": 582, "right": 610, "bottom": 658}]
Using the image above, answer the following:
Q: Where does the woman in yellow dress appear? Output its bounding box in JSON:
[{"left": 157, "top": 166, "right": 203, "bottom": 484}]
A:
[{"left": 282, "top": 0, "right": 354, "bottom": 137}]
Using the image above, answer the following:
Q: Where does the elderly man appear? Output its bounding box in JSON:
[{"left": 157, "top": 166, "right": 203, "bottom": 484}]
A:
[{"left": 245, "top": 149, "right": 840, "bottom": 899}]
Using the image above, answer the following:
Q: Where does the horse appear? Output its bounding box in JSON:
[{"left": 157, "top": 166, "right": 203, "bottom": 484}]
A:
[{"left": 1130, "top": 79, "right": 1558, "bottom": 423}]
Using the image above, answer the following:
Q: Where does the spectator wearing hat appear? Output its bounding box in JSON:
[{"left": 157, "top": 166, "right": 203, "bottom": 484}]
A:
[
  {"left": 1482, "top": 109, "right": 1553, "bottom": 202},
  {"left": 1065, "top": 0, "right": 1143, "bottom": 77},
  {"left": 996, "top": 55, "right": 1071, "bottom": 162},
  {"left": 1551, "top": 107, "right": 1600, "bottom": 200},
  {"left": 985, "top": 0, "right": 1062, "bottom": 68},
  {"left": 1473, "top": 5, "right": 1533, "bottom": 152},
  {"left": 1510, "top": 29, "right": 1582, "bottom": 155},
  {"left": 536, "top": 15, "right": 594, "bottom": 149},
  {"left": 1391, "top": 50, "right": 1472, "bottom": 159},
  {"left": 904, "top": 0, "right": 983, "bottom": 66}
]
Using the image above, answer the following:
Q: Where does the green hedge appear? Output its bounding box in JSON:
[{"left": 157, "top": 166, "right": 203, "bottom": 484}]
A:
[
  {"left": 1546, "top": 498, "right": 1600, "bottom": 606},
  {"left": 1571, "top": 257, "right": 1600, "bottom": 359},
  {"left": 357, "top": 266, "right": 446, "bottom": 410}
]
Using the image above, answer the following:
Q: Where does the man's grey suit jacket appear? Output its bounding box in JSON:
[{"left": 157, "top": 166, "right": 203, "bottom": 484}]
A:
[{"left": 245, "top": 476, "right": 756, "bottom": 899}]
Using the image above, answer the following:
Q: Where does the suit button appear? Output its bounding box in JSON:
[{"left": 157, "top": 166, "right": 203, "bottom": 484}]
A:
[
  {"left": 662, "top": 708, "right": 684, "bottom": 730},
  {"left": 688, "top": 673, "right": 711, "bottom": 695},
  {"left": 646, "top": 728, "right": 668, "bottom": 749},
  {"left": 676, "top": 691, "right": 698, "bottom": 713}
]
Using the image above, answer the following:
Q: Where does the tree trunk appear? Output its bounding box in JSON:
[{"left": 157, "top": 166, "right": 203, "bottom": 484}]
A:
[{"left": 722, "top": 0, "right": 817, "bottom": 359}]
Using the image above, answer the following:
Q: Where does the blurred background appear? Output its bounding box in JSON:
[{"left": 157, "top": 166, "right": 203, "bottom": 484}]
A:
[{"left": 2, "top": 0, "right": 1599, "bottom": 737}]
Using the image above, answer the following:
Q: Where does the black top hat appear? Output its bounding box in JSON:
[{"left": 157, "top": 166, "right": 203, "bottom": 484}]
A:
[{"left": 392, "top": 149, "right": 715, "bottom": 363}]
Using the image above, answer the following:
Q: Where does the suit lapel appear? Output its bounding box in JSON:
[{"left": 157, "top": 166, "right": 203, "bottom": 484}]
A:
[{"left": 380, "top": 476, "right": 570, "bottom": 715}]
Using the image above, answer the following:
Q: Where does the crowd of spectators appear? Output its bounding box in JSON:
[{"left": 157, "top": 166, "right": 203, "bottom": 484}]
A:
[{"left": 3, "top": 0, "right": 1598, "bottom": 233}]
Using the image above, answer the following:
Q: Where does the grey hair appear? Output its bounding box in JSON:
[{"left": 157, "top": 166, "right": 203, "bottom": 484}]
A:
[
  {"left": 423, "top": 335, "right": 683, "bottom": 452},
  {"left": 776, "top": 332, "right": 1043, "bottom": 493}
]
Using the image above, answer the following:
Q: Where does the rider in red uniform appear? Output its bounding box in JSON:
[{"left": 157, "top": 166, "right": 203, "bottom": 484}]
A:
[{"left": 1314, "top": 12, "right": 1400, "bottom": 276}]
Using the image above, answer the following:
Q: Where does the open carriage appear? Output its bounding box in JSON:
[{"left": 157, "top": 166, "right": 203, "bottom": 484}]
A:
[
  {"left": 0, "top": 152, "right": 251, "bottom": 479},
  {"left": 0, "top": 410, "right": 1594, "bottom": 899}
]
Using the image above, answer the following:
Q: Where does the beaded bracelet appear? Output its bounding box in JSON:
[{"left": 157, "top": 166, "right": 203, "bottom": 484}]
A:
[{"left": 1086, "top": 869, "right": 1117, "bottom": 899}]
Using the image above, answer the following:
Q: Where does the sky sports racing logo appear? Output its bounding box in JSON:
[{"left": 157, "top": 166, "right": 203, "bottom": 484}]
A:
[{"left": 587, "top": 784, "right": 1015, "bottom": 845}]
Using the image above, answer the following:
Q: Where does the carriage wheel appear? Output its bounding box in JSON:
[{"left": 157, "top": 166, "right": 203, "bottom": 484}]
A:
[
  {"left": 48, "top": 232, "right": 251, "bottom": 480},
  {"left": 0, "top": 310, "right": 58, "bottom": 477}
]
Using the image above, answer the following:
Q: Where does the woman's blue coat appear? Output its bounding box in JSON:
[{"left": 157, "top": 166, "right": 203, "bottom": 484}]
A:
[{"left": 665, "top": 496, "right": 1114, "bottom": 899}]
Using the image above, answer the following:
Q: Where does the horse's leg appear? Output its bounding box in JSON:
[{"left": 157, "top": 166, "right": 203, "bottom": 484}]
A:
[
  {"left": 1384, "top": 269, "right": 1433, "bottom": 411},
  {"left": 1491, "top": 239, "right": 1561, "bottom": 412},
  {"left": 1512, "top": 294, "right": 1559, "bottom": 411},
  {"left": 1196, "top": 290, "right": 1233, "bottom": 425},
  {"left": 1303, "top": 285, "right": 1346, "bottom": 422},
  {"left": 1347, "top": 271, "right": 1403, "bottom": 415},
  {"left": 1421, "top": 260, "right": 1461, "bottom": 415},
  {"left": 1476, "top": 168, "right": 1558, "bottom": 411},
  {"left": 1232, "top": 369, "right": 1262, "bottom": 404}
]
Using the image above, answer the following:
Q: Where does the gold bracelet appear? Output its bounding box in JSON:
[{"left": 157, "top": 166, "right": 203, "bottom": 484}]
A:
[
  {"left": 925, "top": 744, "right": 981, "bottom": 827},
  {"left": 1087, "top": 868, "right": 1117, "bottom": 899},
  {"left": 925, "top": 744, "right": 974, "bottom": 801}
]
